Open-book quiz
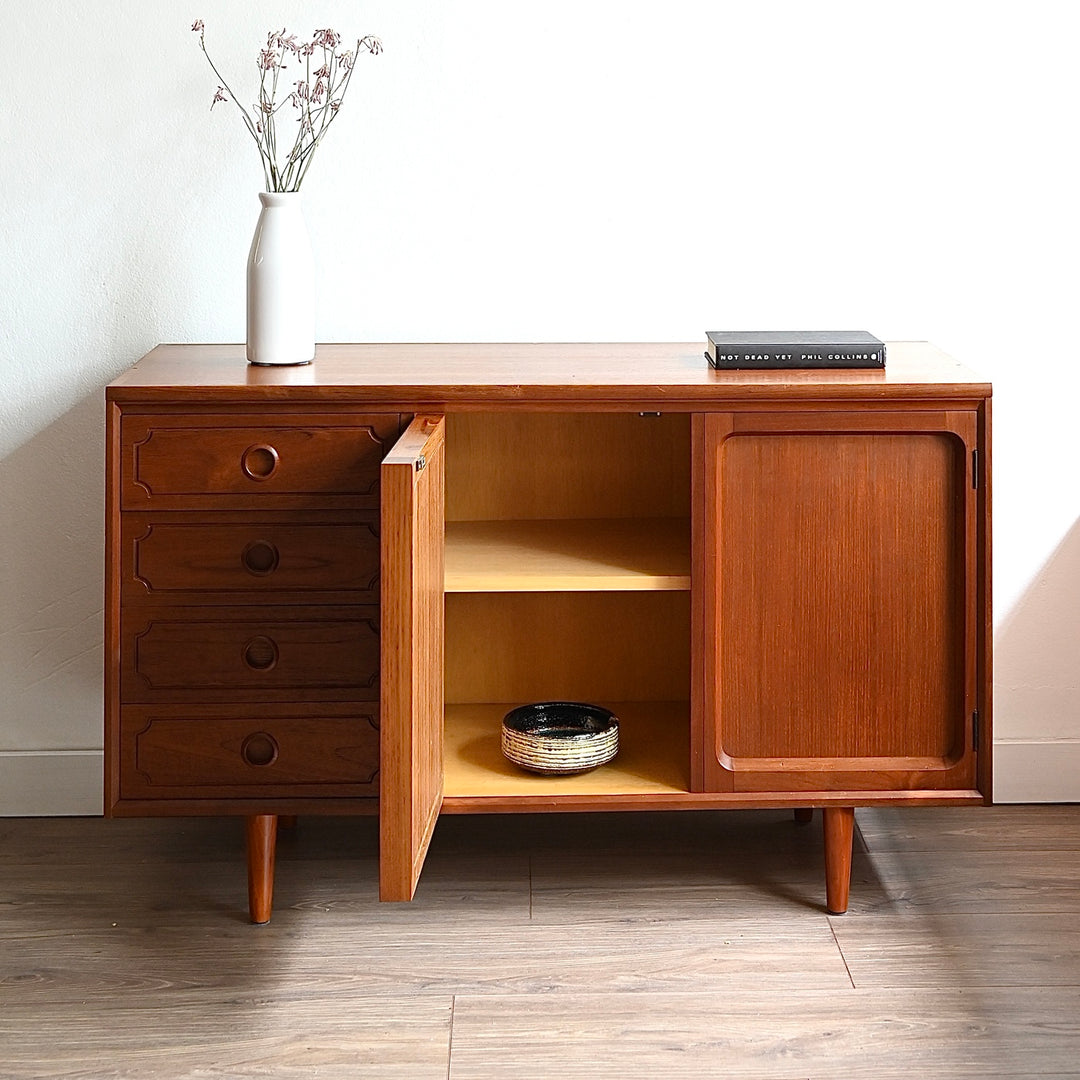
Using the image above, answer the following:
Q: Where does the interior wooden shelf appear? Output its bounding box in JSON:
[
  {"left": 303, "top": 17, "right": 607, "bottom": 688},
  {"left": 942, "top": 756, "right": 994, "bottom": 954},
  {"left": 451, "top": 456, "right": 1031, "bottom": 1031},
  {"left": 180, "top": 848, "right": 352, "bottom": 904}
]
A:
[
  {"left": 443, "top": 701, "right": 690, "bottom": 798},
  {"left": 444, "top": 518, "right": 691, "bottom": 592}
]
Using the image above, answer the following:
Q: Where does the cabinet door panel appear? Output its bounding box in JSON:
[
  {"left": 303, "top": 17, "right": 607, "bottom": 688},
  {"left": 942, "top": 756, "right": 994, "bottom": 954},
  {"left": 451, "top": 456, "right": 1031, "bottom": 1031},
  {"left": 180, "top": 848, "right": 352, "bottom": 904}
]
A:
[
  {"left": 702, "top": 411, "right": 979, "bottom": 792},
  {"left": 380, "top": 416, "right": 446, "bottom": 900}
]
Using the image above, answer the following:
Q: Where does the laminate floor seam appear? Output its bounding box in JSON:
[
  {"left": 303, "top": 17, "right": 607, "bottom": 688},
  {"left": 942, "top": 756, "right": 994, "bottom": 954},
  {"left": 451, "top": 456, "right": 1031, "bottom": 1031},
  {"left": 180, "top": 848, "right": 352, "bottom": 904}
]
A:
[
  {"left": 827, "top": 917, "right": 856, "bottom": 988},
  {"left": 446, "top": 995, "right": 456, "bottom": 1080}
]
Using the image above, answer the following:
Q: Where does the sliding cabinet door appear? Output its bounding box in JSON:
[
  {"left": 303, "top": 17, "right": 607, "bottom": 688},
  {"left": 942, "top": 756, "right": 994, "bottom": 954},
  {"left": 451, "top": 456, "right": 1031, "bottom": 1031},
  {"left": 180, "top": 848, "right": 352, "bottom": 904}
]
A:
[{"left": 700, "top": 410, "right": 983, "bottom": 795}]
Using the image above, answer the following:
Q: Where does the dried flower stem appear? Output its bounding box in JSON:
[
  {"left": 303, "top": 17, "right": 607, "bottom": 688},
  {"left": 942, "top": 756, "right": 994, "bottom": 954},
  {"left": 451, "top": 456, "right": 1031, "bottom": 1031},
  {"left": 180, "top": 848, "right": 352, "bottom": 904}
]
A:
[{"left": 192, "top": 22, "right": 380, "bottom": 192}]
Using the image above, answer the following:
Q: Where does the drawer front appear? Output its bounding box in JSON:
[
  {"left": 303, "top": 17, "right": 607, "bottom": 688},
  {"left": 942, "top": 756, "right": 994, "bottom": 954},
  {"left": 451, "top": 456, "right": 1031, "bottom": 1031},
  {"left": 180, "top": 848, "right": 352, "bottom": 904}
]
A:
[
  {"left": 121, "top": 705, "right": 379, "bottom": 798},
  {"left": 121, "top": 413, "right": 402, "bottom": 509},
  {"left": 122, "top": 607, "right": 379, "bottom": 702},
  {"left": 122, "top": 513, "right": 380, "bottom": 603}
]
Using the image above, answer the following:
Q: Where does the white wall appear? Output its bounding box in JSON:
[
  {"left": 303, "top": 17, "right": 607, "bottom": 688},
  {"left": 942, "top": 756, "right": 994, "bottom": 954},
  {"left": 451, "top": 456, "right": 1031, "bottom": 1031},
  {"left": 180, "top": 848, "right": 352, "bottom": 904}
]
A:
[{"left": 1, "top": 0, "right": 1076, "bottom": 811}]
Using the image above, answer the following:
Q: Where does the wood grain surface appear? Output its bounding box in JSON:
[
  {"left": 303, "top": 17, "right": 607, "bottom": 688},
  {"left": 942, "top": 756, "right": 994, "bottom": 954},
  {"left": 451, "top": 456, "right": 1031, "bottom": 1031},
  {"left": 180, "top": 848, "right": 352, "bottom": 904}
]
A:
[
  {"left": 444, "top": 411, "right": 691, "bottom": 521},
  {"left": 120, "top": 411, "right": 401, "bottom": 511},
  {"left": 105, "top": 341, "right": 992, "bottom": 404},
  {"left": 121, "top": 511, "right": 382, "bottom": 603},
  {"left": 701, "top": 410, "right": 984, "bottom": 796},
  {"left": 448, "top": 988, "right": 1080, "bottom": 1079},
  {"left": 2, "top": 806, "right": 1078, "bottom": 1078},
  {"left": 442, "top": 701, "right": 690, "bottom": 798},
  {"left": 380, "top": 416, "right": 446, "bottom": 901},
  {"left": 444, "top": 591, "right": 690, "bottom": 705},
  {"left": 443, "top": 517, "right": 691, "bottom": 592}
]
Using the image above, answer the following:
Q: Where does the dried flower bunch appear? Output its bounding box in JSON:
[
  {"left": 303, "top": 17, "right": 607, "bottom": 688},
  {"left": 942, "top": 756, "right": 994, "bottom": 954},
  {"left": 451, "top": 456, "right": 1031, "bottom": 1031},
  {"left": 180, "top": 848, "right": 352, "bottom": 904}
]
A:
[{"left": 192, "top": 20, "right": 381, "bottom": 192}]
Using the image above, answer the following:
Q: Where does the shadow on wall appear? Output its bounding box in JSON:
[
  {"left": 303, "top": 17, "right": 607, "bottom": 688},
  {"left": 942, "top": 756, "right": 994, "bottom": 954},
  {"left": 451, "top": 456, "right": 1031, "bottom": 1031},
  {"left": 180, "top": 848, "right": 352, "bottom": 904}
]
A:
[
  {"left": 0, "top": 391, "right": 106, "bottom": 751},
  {"left": 995, "top": 516, "right": 1080, "bottom": 741}
]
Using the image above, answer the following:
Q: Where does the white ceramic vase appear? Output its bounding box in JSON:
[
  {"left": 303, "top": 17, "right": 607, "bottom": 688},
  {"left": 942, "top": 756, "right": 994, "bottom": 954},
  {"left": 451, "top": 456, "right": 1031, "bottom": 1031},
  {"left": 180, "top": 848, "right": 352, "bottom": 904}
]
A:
[{"left": 246, "top": 191, "right": 316, "bottom": 366}]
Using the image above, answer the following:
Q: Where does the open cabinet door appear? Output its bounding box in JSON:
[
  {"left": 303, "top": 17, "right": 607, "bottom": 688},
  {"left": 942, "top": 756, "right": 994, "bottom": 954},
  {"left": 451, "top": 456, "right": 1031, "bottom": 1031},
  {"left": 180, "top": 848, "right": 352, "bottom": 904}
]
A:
[{"left": 380, "top": 416, "right": 446, "bottom": 900}]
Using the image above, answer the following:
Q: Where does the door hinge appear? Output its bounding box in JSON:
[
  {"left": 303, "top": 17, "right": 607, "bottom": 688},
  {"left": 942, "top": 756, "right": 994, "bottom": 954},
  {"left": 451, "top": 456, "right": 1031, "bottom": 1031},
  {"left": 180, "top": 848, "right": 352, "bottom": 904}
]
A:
[
  {"left": 972, "top": 708, "right": 980, "bottom": 747},
  {"left": 415, "top": 454, "right": 426, "bottom": 472},
  {"left": 972, "top": 449, "right": 979, "bottom": 489}
]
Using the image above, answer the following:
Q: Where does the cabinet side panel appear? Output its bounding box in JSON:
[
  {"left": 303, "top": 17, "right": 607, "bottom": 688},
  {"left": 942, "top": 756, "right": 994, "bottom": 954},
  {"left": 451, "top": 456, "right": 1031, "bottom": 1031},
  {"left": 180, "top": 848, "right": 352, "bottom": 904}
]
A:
[
  {"left": 690, "top": 413, "right": 709, "bottom": 791},
  {"left": 978, "top": 398, "right": 993, "bottom": 800},
  {"left": 105, "top": 400, "right": 123, "bottom": 814},
  {"left": 718, "top": 432, "right": 965, "bottom": 761}
]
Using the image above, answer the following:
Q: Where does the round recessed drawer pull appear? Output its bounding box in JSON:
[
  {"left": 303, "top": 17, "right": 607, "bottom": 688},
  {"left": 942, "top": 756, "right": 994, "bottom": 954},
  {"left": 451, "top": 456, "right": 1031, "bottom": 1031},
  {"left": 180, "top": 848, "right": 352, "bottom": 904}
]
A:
[
  {"left": 241, "top": 539, "right": 280, "bottom": 576},
  {"left": 242, "top": 635, "right": 279, "bottom": 671},
  {"left": 241, "top": 444, "right": 279, "bottom": 481},
  {"left": 241, "top": 731, "right": 279, "bottom": 767}
]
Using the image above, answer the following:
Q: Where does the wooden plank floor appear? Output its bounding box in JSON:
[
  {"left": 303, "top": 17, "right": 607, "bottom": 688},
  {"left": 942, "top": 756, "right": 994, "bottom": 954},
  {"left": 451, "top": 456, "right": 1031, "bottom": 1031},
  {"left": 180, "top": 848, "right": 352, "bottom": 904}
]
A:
[{"left": 2, "top": 806, "right": 1080, "bottom": 1078}]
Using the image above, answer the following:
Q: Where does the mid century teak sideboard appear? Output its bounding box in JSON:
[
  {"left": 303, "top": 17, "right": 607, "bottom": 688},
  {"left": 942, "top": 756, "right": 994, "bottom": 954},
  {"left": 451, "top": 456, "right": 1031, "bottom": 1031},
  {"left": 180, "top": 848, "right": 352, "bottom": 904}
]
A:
[{"left": 104, "top": 342, "right": 992, "bottom": 922}]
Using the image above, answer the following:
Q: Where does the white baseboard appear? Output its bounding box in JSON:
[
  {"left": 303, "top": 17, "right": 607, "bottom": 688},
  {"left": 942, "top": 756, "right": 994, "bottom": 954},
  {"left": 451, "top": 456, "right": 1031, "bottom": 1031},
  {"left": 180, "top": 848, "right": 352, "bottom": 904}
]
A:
[
  {"left": 0, "top": 751, "right": 103, "bottom": 816},
  {"left": 993, "top": 740, "right": 1080, "bottom": 803}
]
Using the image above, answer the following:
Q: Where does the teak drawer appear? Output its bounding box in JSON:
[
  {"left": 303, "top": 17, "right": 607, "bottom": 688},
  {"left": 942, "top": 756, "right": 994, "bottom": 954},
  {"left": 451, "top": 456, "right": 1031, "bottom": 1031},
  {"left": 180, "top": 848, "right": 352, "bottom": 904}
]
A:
[
  {"left": 121, "top": 704, "right": 380, "bottom": 799},
  {"left": 121, "top": 512, "right": 380, "bottom": 604},
  {"left": 121, "top": 606, "right": 380, "bottom": 702},
  {"left": 120, "top": 412, "right": 403, "bottom": 510}
]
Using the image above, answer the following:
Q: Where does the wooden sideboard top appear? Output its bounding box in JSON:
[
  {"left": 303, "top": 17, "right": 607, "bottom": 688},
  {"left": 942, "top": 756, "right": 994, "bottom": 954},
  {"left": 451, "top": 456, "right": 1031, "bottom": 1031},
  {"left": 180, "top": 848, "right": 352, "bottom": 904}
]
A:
[{"left": 107, "top": 341, "right": 991, "bottom": 405}]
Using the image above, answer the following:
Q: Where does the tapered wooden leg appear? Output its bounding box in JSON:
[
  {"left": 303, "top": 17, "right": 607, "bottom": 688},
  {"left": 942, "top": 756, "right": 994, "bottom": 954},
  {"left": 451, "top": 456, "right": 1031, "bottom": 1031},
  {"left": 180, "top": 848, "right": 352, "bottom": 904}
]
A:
[
  {"left": 793, "top": 807, "right": 814, "bottom": 825},
  {"left": 245, "top": 814, "right": 277, "bottom": 925},
  {"left": 822, "top": 806, "right": 855, "bottom": 915}
]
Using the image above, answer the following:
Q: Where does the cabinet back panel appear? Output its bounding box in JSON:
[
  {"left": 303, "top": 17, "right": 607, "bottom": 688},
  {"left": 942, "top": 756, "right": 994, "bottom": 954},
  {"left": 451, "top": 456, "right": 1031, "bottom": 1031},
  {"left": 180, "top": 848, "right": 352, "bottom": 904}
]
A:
[
  {"left": 717, "top": 432, "right": 964, "bottom": 760},
  {"left": 445, "top": 592, "right": 690, "bottom": 705},
  {"left": 446, "top": 413, "right": 691, "bottom": 521}
]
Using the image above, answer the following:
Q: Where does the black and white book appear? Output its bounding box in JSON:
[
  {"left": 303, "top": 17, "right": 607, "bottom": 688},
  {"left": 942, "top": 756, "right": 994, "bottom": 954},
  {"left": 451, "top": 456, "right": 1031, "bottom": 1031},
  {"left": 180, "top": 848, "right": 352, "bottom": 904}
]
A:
[{"left": 706, "top": 331, "right": 886, "bottom": 369}]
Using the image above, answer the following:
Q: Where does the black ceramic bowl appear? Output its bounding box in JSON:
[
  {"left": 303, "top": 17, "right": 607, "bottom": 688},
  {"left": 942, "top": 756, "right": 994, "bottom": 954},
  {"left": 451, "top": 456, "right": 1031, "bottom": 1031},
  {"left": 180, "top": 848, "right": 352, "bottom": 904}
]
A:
[{"left": 501, "top": 702, "right": 620, "bottom": 775}]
